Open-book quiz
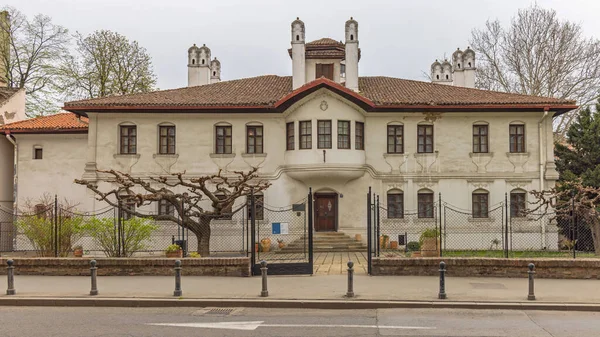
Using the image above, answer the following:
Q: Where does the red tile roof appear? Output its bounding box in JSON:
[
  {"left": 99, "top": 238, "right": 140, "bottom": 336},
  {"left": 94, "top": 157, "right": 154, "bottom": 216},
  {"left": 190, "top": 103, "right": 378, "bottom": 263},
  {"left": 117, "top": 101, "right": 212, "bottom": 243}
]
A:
[
  {"left": 64, "top": 75, "right": 576, "bottom": 113},
  {"left": 0, "top": 113, "right": 89, "bottom": 133},
  {"left": 288, "top": 37, "right": 354, "bottom": 59}
]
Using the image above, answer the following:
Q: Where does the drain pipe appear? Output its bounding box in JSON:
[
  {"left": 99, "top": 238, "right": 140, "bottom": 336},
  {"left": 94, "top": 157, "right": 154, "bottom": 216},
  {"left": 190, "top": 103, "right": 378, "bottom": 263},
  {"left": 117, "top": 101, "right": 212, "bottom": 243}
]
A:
[
  {"left": 5, "top": 133, "right": 17, "bottom": 213},
  {"left": 538, "top": 108, "right": 549, "bottom": 249}
]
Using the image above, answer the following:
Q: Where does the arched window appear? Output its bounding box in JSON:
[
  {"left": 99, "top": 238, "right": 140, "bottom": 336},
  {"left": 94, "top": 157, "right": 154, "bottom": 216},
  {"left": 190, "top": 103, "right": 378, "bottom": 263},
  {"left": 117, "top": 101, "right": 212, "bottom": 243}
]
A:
[
  {"left": 247, "top": 192, "right": 264, "bottom": 220},
  {"left": 213, "top": 71, "right": 216, "bottom": 76},
  {"left": 215, "top": 190, "right": 233, "bottom": 220},
  {"left": 350, "top": 34, "right": 354, "bottom": 41},
  {"left": 472, "top": 189, "right": 489, "bottom": 218},
  {"left": 436, "top": 74, "right": 440, "bottom": 80},
  {"left": 192, "top": 59, "right": 195, "bottom": 65},
  {"left": 418, "top": 189, "right": 434, "bottom": 218},
  {"left": 202, "top": 59, "right": 205, "bottom": 65},
  {"left": 457, "top": 63, "right": 461, "bottom": 69},
  {"left": 468, "top": 62, "right": 472, "bottom": 67},
  {"left": 387, "top": 189, "right": 404, "bottom": 219},
  {"left": 296, "top": 35, "right": 299, "bottom": 41},
  {"left": 510, "top": 189, "right": 527, "bottom": 217},
  {"left": 119, "top": 122, "right": 137, "bottom": 154},
  {"left": 445, "top": 74, "right": 449, "bottom": 80}
]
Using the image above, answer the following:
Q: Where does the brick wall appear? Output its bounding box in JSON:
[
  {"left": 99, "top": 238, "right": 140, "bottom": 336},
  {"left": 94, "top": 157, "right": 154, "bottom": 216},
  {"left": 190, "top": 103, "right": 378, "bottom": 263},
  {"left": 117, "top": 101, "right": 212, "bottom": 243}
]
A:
[
  {"left": 0, "top": 257, "right": 251, "bottom": 277},
  {"left": 372, "top": 257, "right": 600, "bottom": 279}
]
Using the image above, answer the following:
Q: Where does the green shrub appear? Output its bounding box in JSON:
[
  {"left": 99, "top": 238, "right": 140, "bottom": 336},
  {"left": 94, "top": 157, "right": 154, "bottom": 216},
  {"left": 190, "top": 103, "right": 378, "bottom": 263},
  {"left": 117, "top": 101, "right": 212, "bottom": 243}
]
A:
[
  {"left": 407, "top": 241, "right": 420, "bottom": 252},
  {"left": 419, "top": 228, "right": 439, "bottom": 246},
  {"left": 16, "top": 214, "right": 84, "bottom": 257},
  {"left": 82, "top": 217, "right": 158, "bottom": 257},
  {"left": 165, "top": 244, "right": 181, "bottom": 253}
]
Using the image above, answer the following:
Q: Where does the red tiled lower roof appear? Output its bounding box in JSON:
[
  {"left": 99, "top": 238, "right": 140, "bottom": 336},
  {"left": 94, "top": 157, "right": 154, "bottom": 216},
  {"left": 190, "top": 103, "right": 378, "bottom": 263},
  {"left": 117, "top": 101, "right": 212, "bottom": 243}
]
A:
[
  {"left": 63, "top": 75, "right": 576, "bottom": 113},
  {"left": 0, "top": 113, "right": 89, "bottom": 133}
]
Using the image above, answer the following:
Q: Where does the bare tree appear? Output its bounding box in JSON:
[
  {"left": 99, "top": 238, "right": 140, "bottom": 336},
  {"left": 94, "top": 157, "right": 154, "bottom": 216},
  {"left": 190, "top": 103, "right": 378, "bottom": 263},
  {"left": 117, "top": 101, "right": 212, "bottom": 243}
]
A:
[
  {"left": 470, "top": 5, "right": 600, "bottom": 140},
  {"left": 58, "top": 30, "right": 157, "bottom": 100},
  {"left": 529, "top": 180, "right": 600, "bottom": 255},
  {"left": 0, "top": 7, "right": 70, "bottom": 116},
  {"left": 75, "top": 168, "right": 270, "bottom": 256}
]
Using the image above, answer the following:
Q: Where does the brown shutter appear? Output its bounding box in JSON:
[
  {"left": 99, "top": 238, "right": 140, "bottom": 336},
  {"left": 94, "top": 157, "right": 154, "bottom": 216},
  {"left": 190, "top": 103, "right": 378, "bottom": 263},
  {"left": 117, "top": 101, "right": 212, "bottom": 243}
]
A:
[{"left": 316, "top": 64, "right": 323, "bottom": 78}]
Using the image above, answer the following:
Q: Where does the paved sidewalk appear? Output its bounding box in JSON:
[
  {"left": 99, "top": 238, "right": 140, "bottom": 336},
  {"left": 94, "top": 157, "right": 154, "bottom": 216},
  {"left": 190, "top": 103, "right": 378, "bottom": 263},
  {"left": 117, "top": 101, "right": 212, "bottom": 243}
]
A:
[{"left": 1, "top": 274, "right": 599, "bottom": 304}]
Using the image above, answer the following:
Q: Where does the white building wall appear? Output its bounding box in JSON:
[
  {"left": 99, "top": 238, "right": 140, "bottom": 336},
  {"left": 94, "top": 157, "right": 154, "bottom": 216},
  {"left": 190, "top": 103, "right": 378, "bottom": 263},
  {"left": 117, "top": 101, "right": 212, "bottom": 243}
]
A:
[{"left": 14, "top": 134, "right": 90, "bottom": 211}]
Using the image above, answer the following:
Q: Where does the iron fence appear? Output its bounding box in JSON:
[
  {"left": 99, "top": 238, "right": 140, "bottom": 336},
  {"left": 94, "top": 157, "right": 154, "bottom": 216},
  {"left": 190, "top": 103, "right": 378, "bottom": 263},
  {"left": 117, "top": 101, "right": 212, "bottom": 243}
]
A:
[{"left": 368, "top": 191, "right": 600, "bottom": 259}]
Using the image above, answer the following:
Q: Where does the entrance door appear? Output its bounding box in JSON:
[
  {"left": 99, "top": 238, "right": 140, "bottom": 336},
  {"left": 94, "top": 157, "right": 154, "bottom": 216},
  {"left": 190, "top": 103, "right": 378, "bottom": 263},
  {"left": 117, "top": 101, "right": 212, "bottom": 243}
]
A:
[{"left": 314, "top": 194, "right": 337, "bottom": 232}]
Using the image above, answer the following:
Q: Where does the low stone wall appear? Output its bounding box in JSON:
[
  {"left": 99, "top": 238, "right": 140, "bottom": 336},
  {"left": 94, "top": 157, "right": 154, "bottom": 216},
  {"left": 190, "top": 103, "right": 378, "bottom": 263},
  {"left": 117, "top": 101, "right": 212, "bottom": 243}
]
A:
[
  {"left": 0, "top": 257, "right": 251, "bottom": 277},
  {"left": 372, "top": 257, "right": 600, "bottom": 279}
]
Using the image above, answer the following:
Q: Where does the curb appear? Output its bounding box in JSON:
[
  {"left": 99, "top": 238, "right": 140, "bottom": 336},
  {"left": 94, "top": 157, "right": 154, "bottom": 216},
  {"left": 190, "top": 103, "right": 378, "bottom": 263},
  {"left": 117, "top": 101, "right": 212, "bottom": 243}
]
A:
[{"left": 0, "top": 297, "right": 599, "bottom": 312}]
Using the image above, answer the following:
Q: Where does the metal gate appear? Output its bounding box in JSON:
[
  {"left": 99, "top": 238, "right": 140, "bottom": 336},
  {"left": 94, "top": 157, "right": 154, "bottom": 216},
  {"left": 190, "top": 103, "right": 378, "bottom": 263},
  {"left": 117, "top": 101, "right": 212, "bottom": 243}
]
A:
[{"left": 250, "top": 189, "right": 313, "bottom": 275}]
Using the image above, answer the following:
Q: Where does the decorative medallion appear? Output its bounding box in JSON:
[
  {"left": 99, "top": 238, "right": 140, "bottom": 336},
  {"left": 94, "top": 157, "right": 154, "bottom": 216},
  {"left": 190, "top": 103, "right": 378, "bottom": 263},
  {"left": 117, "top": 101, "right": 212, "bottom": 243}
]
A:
[{"left": 320, "top": 100, "right": 328, "bottom": 111}]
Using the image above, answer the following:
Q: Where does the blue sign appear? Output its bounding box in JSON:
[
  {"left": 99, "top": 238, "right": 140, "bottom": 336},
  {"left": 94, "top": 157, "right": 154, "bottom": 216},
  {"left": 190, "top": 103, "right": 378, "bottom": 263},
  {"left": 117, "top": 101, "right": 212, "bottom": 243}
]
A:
[{"left": 272, "top": 223, "right": 281, "bottom": 234}]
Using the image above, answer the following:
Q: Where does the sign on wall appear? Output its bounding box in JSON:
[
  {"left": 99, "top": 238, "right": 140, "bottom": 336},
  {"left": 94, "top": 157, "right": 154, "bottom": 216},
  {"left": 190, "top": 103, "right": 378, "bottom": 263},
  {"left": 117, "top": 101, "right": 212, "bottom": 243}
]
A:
[{"left": 272, "top": 222, "right": 289, "bottom": 235}]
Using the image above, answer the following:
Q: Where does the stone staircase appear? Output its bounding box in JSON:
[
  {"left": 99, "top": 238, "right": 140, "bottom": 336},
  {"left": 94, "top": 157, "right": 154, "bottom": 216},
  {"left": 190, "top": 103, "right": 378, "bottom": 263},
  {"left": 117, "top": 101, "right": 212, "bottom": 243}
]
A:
[{"left": 279, "top": 232, "right": 367, "bottom": 253}]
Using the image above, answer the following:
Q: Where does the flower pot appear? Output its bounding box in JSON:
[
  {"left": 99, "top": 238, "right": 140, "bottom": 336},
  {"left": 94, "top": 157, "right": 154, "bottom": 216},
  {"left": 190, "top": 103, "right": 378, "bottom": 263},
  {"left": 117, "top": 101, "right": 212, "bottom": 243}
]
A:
[
  {"left": 166, "top": 250, "right": 183, "bottom": 258},
  {"left": 73, "top": 248, "right": 84, "bottom": 258},
  {"left": 379, "top": 236, "right": 390, "bottom": 249},
  {"left": 260, "top": 238, "right": 271, "bottom": 252},
  {"left": 390, "top": 241, "right": 398, "bottom": 250},
  {"left": 278, "top": 242, "right": 285, "bottom": 249},
  {"left": 355, "top": 234, "right": 362, "bottom": 242},
  {"left": 411, "top": 251, "right": 422, "bottom": 258},
  {"left": 420, "top": 237, "right": 440, "bottom": 257}
]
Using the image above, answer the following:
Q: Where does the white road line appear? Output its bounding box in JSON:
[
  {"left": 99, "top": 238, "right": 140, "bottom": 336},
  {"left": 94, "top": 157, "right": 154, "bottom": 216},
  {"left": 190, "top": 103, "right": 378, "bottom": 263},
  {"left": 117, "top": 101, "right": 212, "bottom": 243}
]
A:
[{"left": 148, "top": 321, "right": 435, "bottom": 331}]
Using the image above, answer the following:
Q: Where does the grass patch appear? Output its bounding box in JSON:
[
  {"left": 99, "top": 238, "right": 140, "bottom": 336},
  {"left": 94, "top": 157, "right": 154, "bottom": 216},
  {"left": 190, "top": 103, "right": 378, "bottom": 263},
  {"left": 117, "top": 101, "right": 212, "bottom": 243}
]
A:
[{"left": 442, "top": 250, "right": 597, "bottom": 258}]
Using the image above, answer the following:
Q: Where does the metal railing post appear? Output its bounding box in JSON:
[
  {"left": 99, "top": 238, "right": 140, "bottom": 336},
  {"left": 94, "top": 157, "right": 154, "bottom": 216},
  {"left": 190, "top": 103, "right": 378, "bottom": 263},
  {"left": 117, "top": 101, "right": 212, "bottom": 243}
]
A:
[
  {"left": 173, "top": 260, "right": 182, "bottom": 296},
  {"left": 346, "top": 261, "right": 354, "bottom": 298},
  {"left": 6, "top": 259, "right": 15, "bottom": 295},
  {"left": 438, "top": 261, "right": 447, "bottom": 299},
  {"left": 90, "top": 260, "right": 98, "bottom": 296},
  {"left": 527, "top": 263, "right": 536, "bottom": 300},
  {"left": 260, "top": 260, "right": 268, "bottom": 297}
]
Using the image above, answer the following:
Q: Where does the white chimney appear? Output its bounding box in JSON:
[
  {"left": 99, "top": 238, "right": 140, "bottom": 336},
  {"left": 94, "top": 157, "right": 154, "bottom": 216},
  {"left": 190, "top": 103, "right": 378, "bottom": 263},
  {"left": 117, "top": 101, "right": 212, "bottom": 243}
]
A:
[
  {"left": 344, "top": 17, "right": 359, "bottom": 92},
  {"left": 291, "top": 18, "right": 306, "bottom": 90}
]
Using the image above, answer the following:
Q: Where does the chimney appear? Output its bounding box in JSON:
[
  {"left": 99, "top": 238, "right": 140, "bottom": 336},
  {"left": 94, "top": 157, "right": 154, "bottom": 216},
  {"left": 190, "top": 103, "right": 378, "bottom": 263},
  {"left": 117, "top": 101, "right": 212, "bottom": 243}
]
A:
[
  {"left": 291, "top": 18, "right": 306, "bottom": 90},
  {"left": 0, "top": 11, "right": 10, "bottom": 87},
  {"left": 344, "top": 17, "right": 359, "bottom": 92}
]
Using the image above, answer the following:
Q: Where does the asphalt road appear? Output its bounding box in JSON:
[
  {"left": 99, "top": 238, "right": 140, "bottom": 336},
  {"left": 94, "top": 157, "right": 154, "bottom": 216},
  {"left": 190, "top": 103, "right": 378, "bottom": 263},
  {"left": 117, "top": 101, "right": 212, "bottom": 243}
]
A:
[{"left": 1, "top": 306, "right": 599, "bottom": 336}]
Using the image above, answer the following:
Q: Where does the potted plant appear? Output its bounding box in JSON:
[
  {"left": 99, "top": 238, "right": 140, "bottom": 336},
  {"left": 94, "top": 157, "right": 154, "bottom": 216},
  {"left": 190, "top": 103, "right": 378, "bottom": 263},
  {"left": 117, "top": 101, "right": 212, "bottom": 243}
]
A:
[
  {"left": 277, "top": 239, "right": 285, "bottom": 249},
  {"left": 355, "top": 234, "right": 362, "bottom": 242},
  {"left": 379, "top": 235, "right": 390, "bottom": 249},
  {"left": 419, "top": 228, "right": 440, "bottom": 257},
  {"left": 73, "top": 245, "right": 84, "bottom": 258},
  {"left": 390, "top": 240, "right": 398, "bottom": 250},
  {"left": 407, "top": 241, "right": 421, "bottom": 257},
  {"left": 188, "top": 252, "right": 201, "bottom": 258},
  {"left": 260, "top": 238, "right": 271, "bottom": 252},
  {"left": 165, "top": 244, "right": 183, "bottom": 258}
]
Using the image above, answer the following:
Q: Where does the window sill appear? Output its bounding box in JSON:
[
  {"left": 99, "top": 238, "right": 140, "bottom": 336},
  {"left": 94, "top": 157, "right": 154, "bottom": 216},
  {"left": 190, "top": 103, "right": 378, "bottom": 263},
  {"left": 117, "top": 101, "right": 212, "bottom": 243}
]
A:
[
  {"left": 113, "top": 154, "right": 141, "bottom": 159},
  {"left": 153, "top": 153, "right": 179, "bottom": 159},
  {"left": 506, "top": 151, "right": 530, "bottom": 156},
  {"left": 414, "top": 151, "right": 438, "bottom": 157},
  {"left": 210, "top": 153, "right": 236, "bottom": 158},
  {"left": 469, "top": 152, "right": 494, "bottom": 157},
  {"left": 383, "top": 153, "right": 406, "bottom": 157},
  {"left": 242, "top": 152, "right": 267, "bottom": 158}
]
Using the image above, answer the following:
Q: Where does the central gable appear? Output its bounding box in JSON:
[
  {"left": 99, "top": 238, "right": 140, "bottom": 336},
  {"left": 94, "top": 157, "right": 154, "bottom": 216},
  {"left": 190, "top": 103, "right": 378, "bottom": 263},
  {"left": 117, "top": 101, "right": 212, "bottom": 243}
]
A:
[{"left": 283, "top": 88, "right": 366, "bottom": 121}]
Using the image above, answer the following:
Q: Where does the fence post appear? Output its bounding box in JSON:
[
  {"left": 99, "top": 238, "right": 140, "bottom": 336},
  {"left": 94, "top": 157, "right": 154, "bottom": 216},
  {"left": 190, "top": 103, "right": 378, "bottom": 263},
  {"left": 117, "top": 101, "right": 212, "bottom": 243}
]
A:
[
  {"left": 367, "top": 187, "right": 372, "bottom": 275},
  {"left": 6, "top": 259, "right": 15, "bottom": 295},
  {"left": 438, "top": 261, "right": 447, "bottom": 299},
  {"left": 117, "top": 200, "right": 122, "bottom": 258},
  {"left": 438, "top": 193, "right": 443, "bottom": 257},
  {"left": 376, "top": 194, "right": 380, "bottom": 256},
  {"left": 90, "top": 260, "right": 98, "bottom": 296},
  {"left": 173, "top": 260, "right": 182, "bottom": 296},
  {"left": 260, "top": 260, "right": 268, "bottom": 297},
  {"left": 54, "top": 195, "right": 58, "bottom": 257},
  {"left": 527, "top": 263, "right": 536, "bottom": 300},
  {"left": 346, "top": 261, "right": 354, "bottom": 298},
  {"left": 250, "top": 189, "right": 256, "bottom": 269},
  {"left": 504, "top": 193, "right": 509, "bottom": 258},
  {"left": 572, "top": 195, "right": 576, "bottom": 259},
  {"left": 308, "top": 188, "right": 314, "bottom": 270}
]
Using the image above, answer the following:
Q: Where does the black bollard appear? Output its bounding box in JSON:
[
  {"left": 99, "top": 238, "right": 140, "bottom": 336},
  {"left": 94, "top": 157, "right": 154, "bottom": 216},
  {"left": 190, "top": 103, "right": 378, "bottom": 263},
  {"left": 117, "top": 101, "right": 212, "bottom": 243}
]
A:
[
  {"left": 260, "top": 260, "right": 268, "bottom": 297},
  {"left": 90, "top": 260, "right": 98, "bottom": 296},
  {"left": 6, "top": 259, "right": 15, "bottom": 295},
  {"left": 438, "top": 261, "right": 447, "bottom": 300},
  {"left": 173, "top": 260, "right": 182, "bottom": 296},
  {"left": 527, "top": 263, "right": 536, "bottom": 301},
  {"left": 346, "top": 261, "right": 355, "bottom": 298}
]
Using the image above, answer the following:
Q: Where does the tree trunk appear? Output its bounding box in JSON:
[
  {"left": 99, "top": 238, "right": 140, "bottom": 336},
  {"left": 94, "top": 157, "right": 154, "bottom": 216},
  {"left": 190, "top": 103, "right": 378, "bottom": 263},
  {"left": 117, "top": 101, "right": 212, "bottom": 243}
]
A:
[
  {"left": 592, "top": 223, "right": 600, "bottom": 256},
  {"left": 186, "top": 216, "right": 212, "bottom": 257}
]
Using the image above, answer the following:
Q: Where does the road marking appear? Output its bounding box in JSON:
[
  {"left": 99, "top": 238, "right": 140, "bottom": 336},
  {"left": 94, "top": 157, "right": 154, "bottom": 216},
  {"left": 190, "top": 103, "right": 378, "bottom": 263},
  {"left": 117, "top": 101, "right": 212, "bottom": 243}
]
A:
[{"left": 148, "top": 321, "right": 435, "bottom": 331}]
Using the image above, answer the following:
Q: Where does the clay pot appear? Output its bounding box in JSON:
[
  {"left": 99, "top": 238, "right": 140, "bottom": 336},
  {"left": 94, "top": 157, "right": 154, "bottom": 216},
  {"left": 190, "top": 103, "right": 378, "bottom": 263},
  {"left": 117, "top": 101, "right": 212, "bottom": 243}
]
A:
[
  {"left": 73, "top": 248, "right": 84, "bottom": 258},
  {"left": 390, "top": 241, "right": 398, "bottom": 250},
  {"left": 166, "top": 250, "right": 183, "bottom": 258},
  {"left": 355, "top": 234, "right": 362, "bottom": 242}
]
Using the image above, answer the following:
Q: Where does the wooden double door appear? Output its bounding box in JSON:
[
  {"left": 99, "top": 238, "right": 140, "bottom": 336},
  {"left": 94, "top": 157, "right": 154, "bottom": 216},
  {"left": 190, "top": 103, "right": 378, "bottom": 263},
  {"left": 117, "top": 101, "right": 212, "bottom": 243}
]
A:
[{"left": 314, "top": 193, "right": 337, "bottom": 232}]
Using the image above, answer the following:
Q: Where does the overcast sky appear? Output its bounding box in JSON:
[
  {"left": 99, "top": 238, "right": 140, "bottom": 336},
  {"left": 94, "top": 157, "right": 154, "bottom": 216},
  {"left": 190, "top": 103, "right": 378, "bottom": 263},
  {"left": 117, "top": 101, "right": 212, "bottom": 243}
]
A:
[{"left": 7, "top": 0, "right": 600, "bottom": 90}]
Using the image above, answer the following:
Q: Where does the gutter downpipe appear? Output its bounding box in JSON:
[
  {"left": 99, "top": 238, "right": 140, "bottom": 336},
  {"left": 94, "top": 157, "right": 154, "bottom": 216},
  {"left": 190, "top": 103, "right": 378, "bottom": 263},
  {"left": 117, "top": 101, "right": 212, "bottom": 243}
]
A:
[{"left": 539, "top": 108, "right": 549, "bottom": 248}]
